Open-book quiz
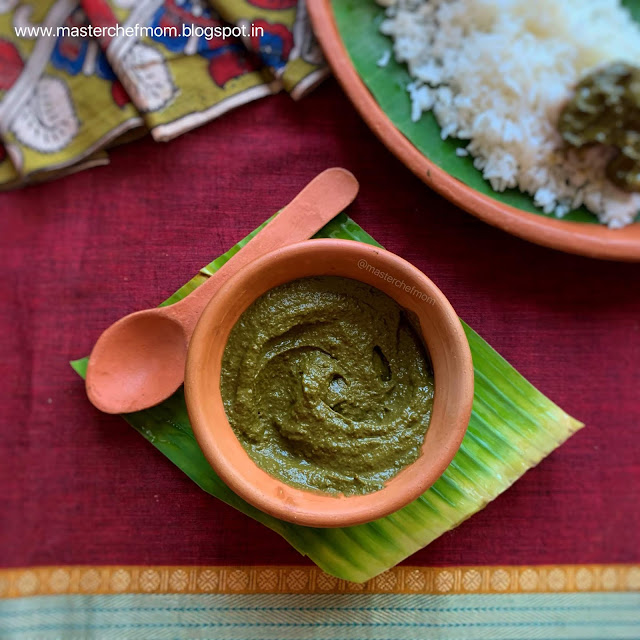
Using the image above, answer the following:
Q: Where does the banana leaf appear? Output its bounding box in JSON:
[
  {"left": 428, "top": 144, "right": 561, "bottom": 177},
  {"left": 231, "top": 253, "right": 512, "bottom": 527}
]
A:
[
  {"left": 333, "top": 0, "right": 640, "bottom": 224},
  {"left": 71, "top": 212, "right": 583, "bottom": 583}
]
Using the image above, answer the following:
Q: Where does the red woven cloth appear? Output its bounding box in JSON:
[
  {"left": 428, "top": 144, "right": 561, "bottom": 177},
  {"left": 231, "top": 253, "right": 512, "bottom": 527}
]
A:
[{"left": 1, "top": 81, "right": 639, "bottom": 569}]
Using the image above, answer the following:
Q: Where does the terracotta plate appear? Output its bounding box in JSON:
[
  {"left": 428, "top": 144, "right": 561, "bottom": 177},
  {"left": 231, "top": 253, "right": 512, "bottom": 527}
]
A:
[{"left": 308, "top": 0, "right": 640, "bottom": 261}]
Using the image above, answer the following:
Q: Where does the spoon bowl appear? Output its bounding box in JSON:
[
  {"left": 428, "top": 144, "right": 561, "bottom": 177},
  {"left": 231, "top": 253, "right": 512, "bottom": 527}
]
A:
[{"left": 86, "top": 310, "right": 188, "bottom": 414}]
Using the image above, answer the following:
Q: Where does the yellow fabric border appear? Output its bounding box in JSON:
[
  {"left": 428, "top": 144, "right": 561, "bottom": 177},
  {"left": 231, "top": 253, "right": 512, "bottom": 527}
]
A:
[{"left": 1, "top": 564, "right": 638, "bottom": 599}]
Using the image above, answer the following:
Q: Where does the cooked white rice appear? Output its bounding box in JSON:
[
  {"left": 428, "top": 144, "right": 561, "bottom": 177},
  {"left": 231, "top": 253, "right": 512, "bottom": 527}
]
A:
[{"left": 379, "top": 0, "right": 640, "bottom": 228}]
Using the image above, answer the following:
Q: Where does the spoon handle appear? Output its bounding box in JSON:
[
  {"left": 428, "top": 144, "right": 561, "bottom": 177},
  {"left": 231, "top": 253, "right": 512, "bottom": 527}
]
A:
[{"left": 169, "top": 168, "right": 359, "bottom": 334}]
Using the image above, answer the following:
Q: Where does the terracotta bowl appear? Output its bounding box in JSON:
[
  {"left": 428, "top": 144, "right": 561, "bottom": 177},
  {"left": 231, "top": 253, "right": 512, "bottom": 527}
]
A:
[{"left": 185, "top": 239, "right": 474, "bottom": 527}]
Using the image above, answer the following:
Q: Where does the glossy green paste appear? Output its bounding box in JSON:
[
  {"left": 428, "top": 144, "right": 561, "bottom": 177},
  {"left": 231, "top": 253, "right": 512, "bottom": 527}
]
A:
[
  {"left": 220, "top": 276, "right": 435, "bottom": 496},
  {"left": 559, "top": 62, "right": 640, "bottom": 192}
]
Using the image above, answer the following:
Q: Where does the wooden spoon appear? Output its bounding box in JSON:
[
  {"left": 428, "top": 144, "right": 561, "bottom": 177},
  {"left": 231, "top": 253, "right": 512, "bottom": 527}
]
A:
[{"left": 85, "top": 168, "right": 359, "bottom": 414}]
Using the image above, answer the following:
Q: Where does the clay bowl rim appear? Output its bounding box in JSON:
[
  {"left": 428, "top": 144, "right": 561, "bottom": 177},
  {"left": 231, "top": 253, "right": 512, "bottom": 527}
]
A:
[{"left": 185, "top": 239, "right": 474, "bottom": 528}]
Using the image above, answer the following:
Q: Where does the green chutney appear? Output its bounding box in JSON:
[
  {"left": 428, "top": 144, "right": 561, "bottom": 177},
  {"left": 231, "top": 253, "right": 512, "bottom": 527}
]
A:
[
  {"left": 220, "top": 276, "right": 435, "bottom": 496},
  {"left": 559, "top": 62, "right": 640, "bottom": 192}
]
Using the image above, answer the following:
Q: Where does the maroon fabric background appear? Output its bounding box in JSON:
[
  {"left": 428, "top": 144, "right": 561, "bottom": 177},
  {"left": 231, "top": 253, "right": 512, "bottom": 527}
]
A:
[{"left": 1, "top": 81, "right": 639, "bottom": 569}]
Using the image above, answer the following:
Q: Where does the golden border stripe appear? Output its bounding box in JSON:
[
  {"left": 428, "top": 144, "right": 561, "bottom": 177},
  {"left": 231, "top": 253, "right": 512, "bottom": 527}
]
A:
[{"left": 0, "top": 565, "right": 639, "bottom": 599}]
